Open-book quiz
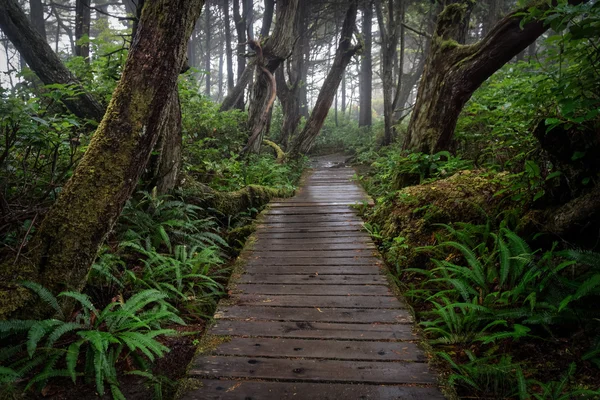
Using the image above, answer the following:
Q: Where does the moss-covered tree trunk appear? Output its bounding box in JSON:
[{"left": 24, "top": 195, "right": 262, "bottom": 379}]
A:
[
  {"left": 146, "top": 89, "right": 183, "bottom": 194},
  {"left": 0, "top": 0, "right": 205, "bottom": 320},
  {"left": 403, "top": 0, "right": 550, "bottom": 153},
  {"left": 289, "top": 1, "right": 360, "bottom": 156},
  {"left": 243, "top": 0, "right": 299, "bottom": 153},
  {"left": 0, "top": 0, "right": 104, "bottom": 121}
]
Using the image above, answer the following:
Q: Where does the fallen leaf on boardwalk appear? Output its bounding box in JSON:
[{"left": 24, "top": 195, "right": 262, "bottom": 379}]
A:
[
  {"left": 226, "top": 382, "right": 242, "bottom": 392},
  {"left": 317, "top": 308, "right": 322, "bottom": 312}
]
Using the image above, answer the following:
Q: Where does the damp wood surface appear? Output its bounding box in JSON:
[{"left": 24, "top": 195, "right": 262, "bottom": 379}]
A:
[{"left": 183, "top": 156, "right": 444, "bottom": 399}]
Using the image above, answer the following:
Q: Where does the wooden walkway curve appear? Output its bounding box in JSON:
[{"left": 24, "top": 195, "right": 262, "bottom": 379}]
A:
[{"left": 182, "top": 156, "right": 444, "bottom": 400}]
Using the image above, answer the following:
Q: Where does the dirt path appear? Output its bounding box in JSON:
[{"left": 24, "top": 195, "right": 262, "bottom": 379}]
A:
[{"left": 181, "top": 156, "right": 444, "bottom": 399}]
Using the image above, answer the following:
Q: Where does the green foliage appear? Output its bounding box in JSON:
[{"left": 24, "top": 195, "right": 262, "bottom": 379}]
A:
[
  {"left": 118, "top": 189, "right": 227, "bottom": 251},
  {"left": 439, "top": 351, "right": 528, "bottom": 399},
  {"left": 0, "top": 286, "right": 181, "bottom": 397},
  {"left": 362, "top": 145, "right": 473, "bottom": 198}
]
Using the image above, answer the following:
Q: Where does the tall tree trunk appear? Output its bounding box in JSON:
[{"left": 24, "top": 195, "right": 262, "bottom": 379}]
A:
[
  {"left": 218, "top": 39, "right": 224, "bottom": 101},
  {"left": 261, "top": 0, "right": 275, "bottom": 37},
  {"left": 375, "top": 0, "right": 403, "bottom": 145},
  {"left": 233, "top": 0, "right": 247, "bottom": 109},
  {"left": 0, "top": 0, "right": 104, "bottom": 121},
  {"left": 275, "top": 1, "right": 310, "bottom": 148},
  {"left": 289, "top": 1, "right": 360, "bottom": 156},
  {"left": 341, "top": 72, "right": 347, "bottom": 115},
  {"left": 147, "top": 89, "right": 183, "bottom": 195},
  {"left": 204, "top": 2, "right": 211, "bottom": 98},
  {"left": 75, "top": 0, "right": 91, "bottom": 62},
  {"left": 243, "top": 0, "right": 299, "bottom": 153},
  {"left": 29, "top": 0, "right": 46, "bottom": 40},
  {"left": 222, "top": 0, "right": 234, "bottom": 90},
  {"left": 0, "top": 0, "right": 204, "bottom": 320},
  {"left": 403, "top": 0, "right": 552, "bottom": 153},
  {"left": 359, "top": 0, "right": 373, "bottom": 127}
]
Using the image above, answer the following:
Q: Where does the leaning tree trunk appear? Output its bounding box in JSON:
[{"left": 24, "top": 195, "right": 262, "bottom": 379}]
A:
[
  {"left": 0, "top": 0, "right": 204, "bottom": 320},
  {"left": 289, "top": 0, "right": 360, "bottom": 156},
  {"left": 403, "top": 0, "right": 553, "bottom": 153},
  {"left": 243, "top": 0, "right": 299, "bottom": 153},
  {"left": 0, "top": 0, "right": 104, "bottom": 121}
]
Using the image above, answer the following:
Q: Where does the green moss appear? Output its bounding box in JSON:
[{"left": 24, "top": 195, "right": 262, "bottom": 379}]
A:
[{"left": 368, "top": 170, "right": 513, "bottom": 270}]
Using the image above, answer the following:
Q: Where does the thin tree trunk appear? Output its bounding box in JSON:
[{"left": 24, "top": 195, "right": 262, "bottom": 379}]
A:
[
  {"left": 359, "top": 0, "right": 373, "bottom": 127},
  {"left": 0, "top": 0, "right": 204, "bottom": 320},
  {"left": 0, "top": 0, "right": 104, "bottom": 121},
  {"left": 222, "top": 0, "right": 234, "bottom": 90},
  {"left": 204, "top": 3, "right": 211, "bottom": 97},
  {"left": 218, "top": 39, "right": 224, "bottom": 101},
  {"left": 341, "top": 72, "right": 346, "bottom": 115},
  {"left": 261, "top": 0, "right": 275, "bottom": 37},
  {"left": 233, "top": 0, "right": 247, "bottom": 109},
  {"left": 75, "top": 0, "right": 91, "bottom": 62},
  {"left": 289, "top": 1, "right": 360, "bottom": 156}
]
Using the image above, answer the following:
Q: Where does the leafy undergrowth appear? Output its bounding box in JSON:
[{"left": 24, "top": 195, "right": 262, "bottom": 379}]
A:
[
  {"left": 0, "top": 71, "right": 306, "bottom": 398},
  {"left": 357, "top": 164, "right": 600, "bottom": 399}
]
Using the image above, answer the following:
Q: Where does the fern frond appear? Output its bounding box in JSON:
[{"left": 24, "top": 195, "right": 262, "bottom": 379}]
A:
[{"left": 20, "top": 281, "right": 63, "bottom": 319}]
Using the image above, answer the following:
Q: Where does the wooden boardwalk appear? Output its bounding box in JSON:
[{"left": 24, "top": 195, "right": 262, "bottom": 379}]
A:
[{"left": 182, "top": 158, "right": 444, "bottom": 399}]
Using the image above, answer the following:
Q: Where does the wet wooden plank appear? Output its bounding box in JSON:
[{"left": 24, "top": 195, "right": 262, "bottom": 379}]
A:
[
  {"left": 255, "top": 231, "right": 372, "bottom": 239},
  {"left": 246, "top": 257, "right": 383, "bottom": 266},
  {"left": 189, "top": 356, "right": 436, "bottom": 384},
  {"left": 255, "top": 225, "right": 363, "bottom": 233},
  {"left": 212, "top": 337, "right": 425, "bottom": 361},
  {"left": 235, "top": 284, "right": 391, "bottom": 296},
  {"left": 214, "top": 306, "right": 412, "bottom": 323},
  {"left": 238, "top": 274, "right": 386, "bottom": 285},
  {"left": 265, "top": 207, "right": 355, "bottom": 215},
  {"left": 269, "top": 202, "right": 366, "bottom": 207},
  {"left": 244, "top": 265, "right": 383, "bottom": 275},
  {"left": 210, "top": 320, "right": 415, "bottom": 340},
  {"left": 262, "top": 214, "right": 363, "bottom": 222},
  {"left": 235, "top": 294, "right": 403, "bottom": 309},
  {"left": 250, "top": 250, "right": 377, "bottom": 258},
  {"left": 251, "top": 243, "right": 376, "bottom": 251},
  {"left": 258, "top": 221, "right": 364, "bottom": 229},
  {"left": 182, "top": 380, "right": 445, "bottom": 400},
  {"left": 252, "top": 237, "right": 374, "bottom": 246}
]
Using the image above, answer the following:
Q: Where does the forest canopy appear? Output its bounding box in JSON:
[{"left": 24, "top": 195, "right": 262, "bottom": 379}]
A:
[{"left": 0, "top": 0, "right": 599, "bottom": 399}]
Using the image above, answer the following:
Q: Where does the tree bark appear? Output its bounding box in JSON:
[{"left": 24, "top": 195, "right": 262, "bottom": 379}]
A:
[
  {"left": 0, "top": 0, "right": 204, "bottom": 319},
  {"left": 0, "top": 0, "right": 104, "bottom": 121},
  {"left": 261, "top": 0, "right": 275, "bottom": 38},
  {"left": 204, "top": 2, "right": 211, "bottom": 98},
  {"left": 29, "top": 0, "right": 46, "bottom": 40},
  {"left": 233, "top": 0, "right": 247, "bottom": 109},
  {"left": 243, "top": 0, "right": 299, "bottom": 153},
  {"left": 146, "top": 89, "right": 183, "bottom": 195},
  {"left": 375, "top": 0, "right": 405, "bottom": 145},
  {"left": 75, "top": 0, "right": 91, "bottom": 62},
  {"left": 403, "top": 0, "right": 550, "bottom": 153},
  {"left": 359, "top": 0, "right": 373, "bottom": 127},
  {"left": 222, "top": 0, "right": 235, "bottom": 90},
  {"left": 289, "top": 0, "right": 360, "bottom": 156}
]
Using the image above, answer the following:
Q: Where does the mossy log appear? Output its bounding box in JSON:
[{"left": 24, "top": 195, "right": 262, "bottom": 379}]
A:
[
  {"left": 263, "top": 139, "right": 285, "bottom": 163},
  {"left": 367, "top": 170, "right": 512, "bottom": 269},
  {"left": 178, "top": 176, "right": 294, "bottom": 217}
]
